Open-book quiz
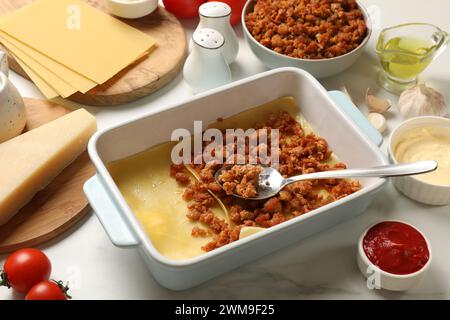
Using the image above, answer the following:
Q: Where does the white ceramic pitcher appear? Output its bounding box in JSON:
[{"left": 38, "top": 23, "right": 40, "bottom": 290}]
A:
[{"left": 0, "top": 51, "right": 27, "bottom": 143}]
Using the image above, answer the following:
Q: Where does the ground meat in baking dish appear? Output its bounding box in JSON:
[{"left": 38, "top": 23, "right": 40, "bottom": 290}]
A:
[
  {"left": 245, "top": 0, "right": 368, "bottom": 59},
  {"left": 191, "top": 226, "right": 208, "bottom": 237},
  {"left": 218, "top": 165, "right": 262, "bottom": 198},
  {"left": 170, "top": 164, "right": 191, "bottom": 185},
  {"left": 170, "top": 111, "right": 361, "bottom": 252}
]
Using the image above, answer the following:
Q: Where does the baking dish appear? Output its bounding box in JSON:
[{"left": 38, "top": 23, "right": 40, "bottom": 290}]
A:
[{"left": 84, "top": 68, "right": 387, "bottom": 290}]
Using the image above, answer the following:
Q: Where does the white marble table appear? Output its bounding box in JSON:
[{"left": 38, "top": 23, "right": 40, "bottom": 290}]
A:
[{"left": 1, "top": 0, "right": 449, "bottom": 300}]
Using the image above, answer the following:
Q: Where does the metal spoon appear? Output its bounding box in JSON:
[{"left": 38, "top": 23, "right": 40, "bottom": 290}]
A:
[{"left": 215, "top": 160, "right": 438, "bottom": 200}]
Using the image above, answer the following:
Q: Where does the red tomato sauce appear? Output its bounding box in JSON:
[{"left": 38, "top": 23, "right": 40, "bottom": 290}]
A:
[{"left": 363, "top": 221, "right": 430, "bottom": 275}]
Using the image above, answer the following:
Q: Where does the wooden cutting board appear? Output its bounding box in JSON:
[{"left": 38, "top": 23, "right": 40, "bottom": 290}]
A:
[
  {"left": 0, "top": 1, "right": 187, "bottom": 106},
  {"left": 0, "top": 98, "right": 94, "bottom": 254}
]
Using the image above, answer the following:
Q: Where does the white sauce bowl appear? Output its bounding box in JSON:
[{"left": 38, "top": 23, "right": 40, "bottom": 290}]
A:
[
  {"left": 388, "top": 116, "right": 450, "bottom": 205},
  {"left": 105, "top": 0, "right": 158, "bottom": 19}
]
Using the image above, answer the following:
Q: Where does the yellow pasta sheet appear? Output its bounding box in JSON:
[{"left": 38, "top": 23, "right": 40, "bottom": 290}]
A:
[
  {"left": 0, "top": 31, "right": 96, "bottom": 94},
  {"left": 0, "top": 0, "right": 156, "bottom": 84},
  {"left": 1, "top": 36, "right": 77, "bottom": 98},
  {"left": 11, "top": 53, "right": 59, "bottom": 99}
]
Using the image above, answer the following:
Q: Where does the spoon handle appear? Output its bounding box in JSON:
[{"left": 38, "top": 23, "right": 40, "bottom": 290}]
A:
[{"left": 283, "top": 160, "right": 438, "bottom": 186}]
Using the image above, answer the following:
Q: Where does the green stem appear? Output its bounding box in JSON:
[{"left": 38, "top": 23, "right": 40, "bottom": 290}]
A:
[
  {"left": 53, "top": 280, "right": 72, "bottom": 300},
  {"left": 0, "top": 271, "right": 10, "bottom": 288}
]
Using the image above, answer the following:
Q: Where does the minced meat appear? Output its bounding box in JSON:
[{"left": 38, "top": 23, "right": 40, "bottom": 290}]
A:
[
  {"left": 171, "top": 111, "right": 361, "bottom": 252},
  {"left": 245, "top": 0, "right": 367, "bottom": 59}
]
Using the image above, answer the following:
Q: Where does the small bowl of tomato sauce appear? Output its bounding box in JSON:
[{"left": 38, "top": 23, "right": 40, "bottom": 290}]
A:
[{"left": 357, "top": 221, "right": 432, "bottom": 291}]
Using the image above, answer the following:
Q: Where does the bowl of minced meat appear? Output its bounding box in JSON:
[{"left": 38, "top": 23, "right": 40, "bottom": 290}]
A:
[{"left": 242, "top": 0, "right": 372, "bottom": 78}]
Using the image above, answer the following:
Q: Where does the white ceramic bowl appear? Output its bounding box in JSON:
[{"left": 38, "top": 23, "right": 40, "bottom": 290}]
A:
[
  {"left": 388, "top": 116, "right": 450, "bottom": 206},
  {"left": 357, "top": 220, "right": 432, "bottom": 291},
  {"left": 105, "top": 0, "right": 158, "bottom": 19},
  {"left": 242, "top": 0, "right": 372, "bottom": 79},
  {"left": 84, "top": 68, "right": 387, "bottom": 290}
]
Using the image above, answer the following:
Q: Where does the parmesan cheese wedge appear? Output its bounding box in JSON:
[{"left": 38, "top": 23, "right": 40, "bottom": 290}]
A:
[{"left": 0, "top": 109, "right": 96, "bottom": 225}]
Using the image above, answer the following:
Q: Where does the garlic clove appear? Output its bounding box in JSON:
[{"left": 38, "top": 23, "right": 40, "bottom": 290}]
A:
[
  {"left": 368, "top": 112, "right": 387, "bottom": 133},
  {"left": 398, "top": 84, "right": 448, "bottom": 119},
  {"left": 366, "top": 88, "right": 392, "bottom": 114},
  {"left": 340, "top": 85, "right": 354, "bottom": 104}
]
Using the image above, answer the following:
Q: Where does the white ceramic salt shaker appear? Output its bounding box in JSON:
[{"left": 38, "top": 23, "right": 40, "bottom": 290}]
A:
[
  {"left": 0, "top": 51, "right": 27, "bottom": 143},
  {"left": 183, "top": 28, "right": 232, "bottom": 94},
  {"left": 192, "top": 2, "right": 239, "bottom": 64}
]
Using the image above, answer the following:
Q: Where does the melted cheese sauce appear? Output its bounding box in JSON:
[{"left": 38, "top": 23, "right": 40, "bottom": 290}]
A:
[
  {"left": 109, "top": 143, "right": 227, "bottom": 260},
  {"left": 394, "top": 126, "right": 450, "bottom": 186},
  {"left": 108, "top": 97, "right": 345, "bottom": 260}
]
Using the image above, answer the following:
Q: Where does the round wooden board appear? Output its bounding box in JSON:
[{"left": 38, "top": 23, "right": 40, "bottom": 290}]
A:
[
  {"left": 0, "top": 98, "right": 94, "bottom": 254},
  {"left": 0, "top": 1, "right": 187, "bottom": 106}
]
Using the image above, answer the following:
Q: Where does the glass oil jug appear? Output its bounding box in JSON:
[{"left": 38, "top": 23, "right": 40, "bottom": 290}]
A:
[{"left": 376, "top": 23, "right": 449, "bottom": 94}]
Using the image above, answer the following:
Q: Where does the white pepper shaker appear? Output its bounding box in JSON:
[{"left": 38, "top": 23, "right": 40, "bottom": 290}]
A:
[
  {"left": 183, "top": 28, "right": 232, "bottom": 94},
  {"left": 193, "top": 1, "right": 239, "bottom": 64}
]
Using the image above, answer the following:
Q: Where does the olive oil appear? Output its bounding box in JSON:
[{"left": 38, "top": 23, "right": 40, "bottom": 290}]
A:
[
  {"left": 376, "top": 23, "right": 449, "bottom": 94},
  {"left": 378, "top": 36, "right": 435, "bottom": 81}
]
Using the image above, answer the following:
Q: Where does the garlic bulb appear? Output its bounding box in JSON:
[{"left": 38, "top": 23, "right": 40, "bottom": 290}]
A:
[
  {"left": 368, "top": 113, "right": 387, "bottom": 133},
  {"left": 398, "top": 84, "right": 448, "bottom": 119}
]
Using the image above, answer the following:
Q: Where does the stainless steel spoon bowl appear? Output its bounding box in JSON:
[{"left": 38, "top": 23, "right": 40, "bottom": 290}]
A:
[{"left": 215, "top": 161, "right": 438, "bottom": 200}]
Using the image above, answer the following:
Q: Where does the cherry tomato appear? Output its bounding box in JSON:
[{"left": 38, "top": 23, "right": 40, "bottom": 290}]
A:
[
  {"left": 0, "top": 248, "right": 51, "bottom": 293},
  {"left": 25, "top": 280, "right": 70, "bottom": 300},
  {"left": 163, "top": 0, "right": 206, "bottom": 18},
  {"left": 208, "top": 0, "right": 246, "bottom": 25}
]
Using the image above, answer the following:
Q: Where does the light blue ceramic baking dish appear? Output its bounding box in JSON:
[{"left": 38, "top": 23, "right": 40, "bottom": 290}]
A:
[{"left": 84, "top": 68, "right": 387, "bottom": 290}]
